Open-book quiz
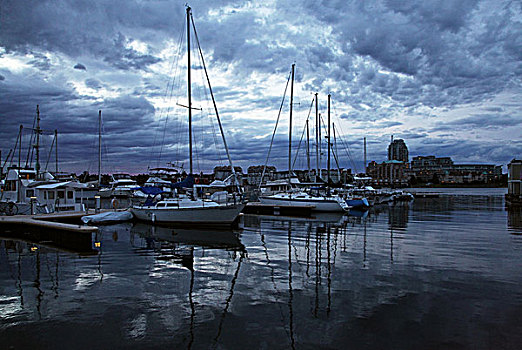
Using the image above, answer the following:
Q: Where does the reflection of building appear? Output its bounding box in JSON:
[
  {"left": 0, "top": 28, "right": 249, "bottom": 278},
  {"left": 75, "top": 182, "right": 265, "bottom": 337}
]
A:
[
  {"left": 388, "top": 204, "right": 409, "bottom": 229},
  {"left": 388, "top": 138, "right": 409, "bottom": 163},
  {"left": 507, "top": 207, "right": 522, "bottom": 234},
  {"left": 506, "top": 159, "right": 522, "bottom": 207},
  {"left": 367, "top": 160, "right": 409, "bottom": 187}
]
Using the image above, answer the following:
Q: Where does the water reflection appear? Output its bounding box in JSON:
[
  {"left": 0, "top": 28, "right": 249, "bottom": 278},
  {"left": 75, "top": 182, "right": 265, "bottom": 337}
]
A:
[
  {"left": 130, "top": 223, "right": 245, "bottom": 252},
  {"left": 507, "top": 206, "right": 522, "bottom": 235},
  {"left": 0, "top": 225, "right": 98, "bottom": 256},
  {"left": 2, "top": 191, "right": 522, "bottom": 349}
]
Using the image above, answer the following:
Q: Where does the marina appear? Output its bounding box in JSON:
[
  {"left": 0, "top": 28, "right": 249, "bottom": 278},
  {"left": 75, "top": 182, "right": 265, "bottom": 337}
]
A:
[
  {"left": 1, "top": 1, "right": 520, "bottom": 349},
  {"left": 1, "top": 188, "right": 521, "bottom": 349}
]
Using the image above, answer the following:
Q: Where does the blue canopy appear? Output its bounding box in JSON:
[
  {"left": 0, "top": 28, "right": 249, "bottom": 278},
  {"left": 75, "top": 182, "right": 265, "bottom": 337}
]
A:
[{"left": 170, "top": 174, "right": 195, "bottom": 189}]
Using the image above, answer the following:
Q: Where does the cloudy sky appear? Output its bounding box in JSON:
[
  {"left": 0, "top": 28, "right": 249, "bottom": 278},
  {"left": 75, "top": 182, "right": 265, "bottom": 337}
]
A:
[{"left": 0, "top": 0, "right": 520, "bottom": 175}]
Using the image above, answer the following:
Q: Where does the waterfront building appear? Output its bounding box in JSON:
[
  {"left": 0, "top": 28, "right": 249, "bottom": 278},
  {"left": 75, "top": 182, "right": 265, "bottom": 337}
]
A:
[
  {"left": 247, "top": 165, "right": 276, "bottom": 186},
  {"left": 213, "top": 165, "right": 243, "bottom": 181},
  {"left": 410, "top": 155, "right": 502, "bottom": 184},
  {"left": 388, "top": 138, "right": 409, "bottom": 163},
  {"left": 367, "top": 160, "right": 409, "bottom": 187}
]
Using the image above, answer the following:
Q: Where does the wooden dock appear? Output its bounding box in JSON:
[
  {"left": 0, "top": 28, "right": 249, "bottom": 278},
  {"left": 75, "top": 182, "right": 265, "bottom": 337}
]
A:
[
  {"left": 243, "top": 202, "right": 315, "bottom": 216},
  {"left": 0, "top": 211, "right": 99, "bottom": 233}
]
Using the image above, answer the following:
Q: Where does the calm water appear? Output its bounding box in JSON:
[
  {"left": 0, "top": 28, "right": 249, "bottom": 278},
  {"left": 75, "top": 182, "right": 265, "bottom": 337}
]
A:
[{"left": 1, "top": 188, "right": 522, "bottom": 349}]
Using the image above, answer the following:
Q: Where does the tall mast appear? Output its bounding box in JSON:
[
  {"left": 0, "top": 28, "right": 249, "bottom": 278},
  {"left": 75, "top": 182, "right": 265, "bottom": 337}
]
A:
[
  {"left": 363, "top": 137, "right": 367, "bottom": 174},
  {"left": 315, "top": 93, "right": 319, "bottom": 181},
  {"left": 18, "top": 125, "right": 22, "bottom": 170},
  {"left": 55, "top": 129, "right": 58, "bottom": 174},
  {"left": 306, "top": 118, "right": 310, "bottom": 180},
  {"left": 98, "top": 110, "right": 102, "bottom": 185},
  {"left": 327, "top": 94, "right": 331, "bottom": 185},
  {"left": 288, "top": 63, "right": 295, "bottom": 185},
  {"left": 35, "top": 105, "right": 41, "bottom": 179},
  {"left": 187, "top": 6, "right": 193, "bottom": 175}
]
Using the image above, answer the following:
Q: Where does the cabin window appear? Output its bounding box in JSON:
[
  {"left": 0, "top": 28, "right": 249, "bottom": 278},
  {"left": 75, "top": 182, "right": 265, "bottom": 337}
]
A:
[
  {"left": 67, "top": 191, "right": 74, "bottom": 199},
  {"left": 5, "top": 180, "right": 16, "bottom": 191},
  {"left": 58, "top": 190, "right": 65, "bottom": 199},
  {"left": 48, "top": 191, "right": 55, "bottom": 200},
  {"left": 166, "top": 203, "right": 178, "bottom": 207},
  {"left": 26, "top": 189, "right": 35, "bottom": 198}
]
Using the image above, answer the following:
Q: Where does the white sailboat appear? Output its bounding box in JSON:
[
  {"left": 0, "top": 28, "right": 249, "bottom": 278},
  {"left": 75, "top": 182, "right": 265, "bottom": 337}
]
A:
[
  {"left": 259, "top": 66, "right": 349, "bottom": 212},
  {"left": 131, "top": 6, "right": 244, "bottom": 225}
]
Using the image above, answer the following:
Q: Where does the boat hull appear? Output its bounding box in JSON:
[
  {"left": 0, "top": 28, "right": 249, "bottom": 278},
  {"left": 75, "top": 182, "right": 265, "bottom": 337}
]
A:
[
  {"left": 131, "top": 203, "right": 245, "bottom": 225},
  {"left": 259, "top": 196, "right": 348, "bottom": 212},
  {"left": 346, "top": 198, "right": 370, "bottom": 209}
]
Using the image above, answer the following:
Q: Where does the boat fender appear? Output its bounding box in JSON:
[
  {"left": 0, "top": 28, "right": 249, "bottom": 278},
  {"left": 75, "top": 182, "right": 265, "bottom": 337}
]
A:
[{"left": 111, "top": 198, "right": 119, "bottom": 209}]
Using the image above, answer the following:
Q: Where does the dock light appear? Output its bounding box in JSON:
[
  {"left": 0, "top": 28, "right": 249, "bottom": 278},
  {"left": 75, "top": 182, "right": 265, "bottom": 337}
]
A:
[
  {"left": 94, "top": 241, "right": 101, "bottom": 248},
  {"left": 30, "top": 246, "right": 38, "bottom": 252}
]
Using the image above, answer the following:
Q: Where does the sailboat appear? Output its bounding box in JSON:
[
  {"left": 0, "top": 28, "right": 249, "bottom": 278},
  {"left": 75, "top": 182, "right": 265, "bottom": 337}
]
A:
[
  {"left": 258, "top": 65, "right": 350, "bottom": 212},
  {"left": 131, "top": 6, "right": 244, "bottom": 226}
]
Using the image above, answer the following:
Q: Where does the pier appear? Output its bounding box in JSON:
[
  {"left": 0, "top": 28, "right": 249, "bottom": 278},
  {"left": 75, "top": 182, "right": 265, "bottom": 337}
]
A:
[{"left": 0, "top": 212, "right": 99, "bottom": 232}]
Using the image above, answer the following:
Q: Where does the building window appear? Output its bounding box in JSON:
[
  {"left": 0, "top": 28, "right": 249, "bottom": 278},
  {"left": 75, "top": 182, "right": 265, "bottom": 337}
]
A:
[
  {"left": 48, "top": 191, "right": 55, "bottom": 200},
  {"left": 26, "top": 189, "right": 35, "bottom": 198},
  {"left": 58, "top": 190, "right": 65, "bottom": 199},
  {"left": 67, "top": 191, "right": 74, "bottom": 199}
]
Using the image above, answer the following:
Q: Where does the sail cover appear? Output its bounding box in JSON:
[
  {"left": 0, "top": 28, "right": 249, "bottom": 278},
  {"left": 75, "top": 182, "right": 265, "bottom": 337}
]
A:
[{"left": 170, "top": 174, "right": 195, "bottom": 189}]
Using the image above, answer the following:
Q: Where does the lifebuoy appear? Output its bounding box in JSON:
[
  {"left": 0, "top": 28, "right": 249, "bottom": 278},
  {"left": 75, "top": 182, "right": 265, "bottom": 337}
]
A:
[
  {"left": 195, "top": 178, "right": 200, "bottom": 184},
  {"left": 111, "top": 198, "right": 119, "bottom": 209}
]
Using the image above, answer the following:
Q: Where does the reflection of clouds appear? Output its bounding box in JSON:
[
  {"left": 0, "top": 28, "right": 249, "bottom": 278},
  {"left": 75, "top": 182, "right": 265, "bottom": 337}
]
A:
[
  {"left": 0, "top": 295, "right": 23, "bottom": 320},
  {"left": 73, "top": 271, "right": 115, "bottom": 291},
  {"left": 126, "top": 314, "right": 147, "bottom": 339}
]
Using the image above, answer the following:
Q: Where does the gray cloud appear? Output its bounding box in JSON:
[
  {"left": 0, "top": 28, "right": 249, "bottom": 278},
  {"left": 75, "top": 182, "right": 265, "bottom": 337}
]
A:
[
  {"left": 74, "top": 63, "right": 86, "bottom": 71},
  {"left": 0, "top": 0, "right": 520, "bottom": 173}
]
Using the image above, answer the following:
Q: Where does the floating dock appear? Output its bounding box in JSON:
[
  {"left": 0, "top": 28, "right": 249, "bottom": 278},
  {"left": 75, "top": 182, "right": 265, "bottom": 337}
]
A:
[
  {"left": 0, "top": 211, "right": 99, "bottom": 232},
  {"left": 243, "top": 202, "right": 315, "bottom": 216}
]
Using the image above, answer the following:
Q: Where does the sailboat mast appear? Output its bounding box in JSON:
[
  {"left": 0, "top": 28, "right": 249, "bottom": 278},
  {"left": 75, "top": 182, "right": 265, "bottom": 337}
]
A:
[
  {"left": 306, "top": 118, "right": 310, "bottom": 180},
  {"left": 288, "top": 63, "right": 295, "bottom": 185},
  {"left": 55, "top": 129, "right": 58, "bottom": 174},
  {"left": 98, "top": 110, "right": 102, "bottom": 185},
  {"left": 363, "top": 136, "right": 367, "bottom": 174},
  {"left": 187, "top": 6, "right": 193, "bottom": 175},
  {"left": 327, "top": 94, "right": 331, "bottom": 185},
  {"left": 315, "top": 93, "right": 319, "bottom": 181},
  {"left": 35, "top": 105, "right": 41, "bottom": 179}
]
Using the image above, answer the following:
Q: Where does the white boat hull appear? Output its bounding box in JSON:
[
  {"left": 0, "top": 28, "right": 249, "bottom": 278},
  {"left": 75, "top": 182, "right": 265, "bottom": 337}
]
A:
[
  {"left": 259, "top": 195, "right": 348, "bottom": 212},
  {"left": 131, "top": 203, "right": 245, "bottom": 225}
]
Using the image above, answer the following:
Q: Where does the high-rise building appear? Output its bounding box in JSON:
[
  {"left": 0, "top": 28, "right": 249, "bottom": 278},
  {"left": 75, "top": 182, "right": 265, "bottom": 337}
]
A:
[{"left": 388, "top": 138, "right": 409, "bottom": 163}]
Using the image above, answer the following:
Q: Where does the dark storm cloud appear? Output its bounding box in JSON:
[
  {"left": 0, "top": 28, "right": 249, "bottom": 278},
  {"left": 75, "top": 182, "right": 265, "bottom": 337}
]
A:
[
  {"left": 1, "top": 0, "right": 520, "bottom": 172},
  {"left": 74, "top": 63, "right": 87, "bottom": 71},
  {"left": 297, "top": 0, "right": 521, "bottom": 108}
]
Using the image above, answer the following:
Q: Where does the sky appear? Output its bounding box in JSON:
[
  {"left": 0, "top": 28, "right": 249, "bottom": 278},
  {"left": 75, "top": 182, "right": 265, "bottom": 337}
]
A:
[{"left": 0, "top": 0, "right": 520, "bottom": 175}]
